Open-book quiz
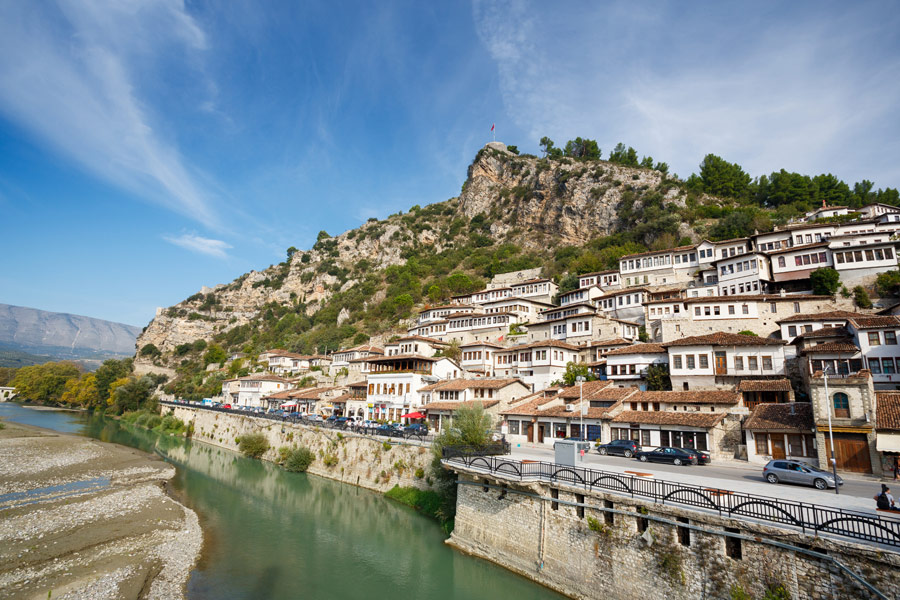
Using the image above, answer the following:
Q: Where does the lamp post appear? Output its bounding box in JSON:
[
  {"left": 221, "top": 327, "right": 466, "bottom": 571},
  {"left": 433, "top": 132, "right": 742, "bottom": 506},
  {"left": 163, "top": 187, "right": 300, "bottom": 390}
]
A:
[
  {"left": 823, "top": 366, "right": 840, "bottom": 495},
  {"left": 576, "top": 375, "right": 585, "bottom": 440}
]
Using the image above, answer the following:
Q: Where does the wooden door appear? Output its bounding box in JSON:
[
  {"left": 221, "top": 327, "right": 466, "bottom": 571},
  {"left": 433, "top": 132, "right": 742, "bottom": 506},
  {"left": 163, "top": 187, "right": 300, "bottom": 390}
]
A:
[
  {"left": 538, "top": 424, "right": 545, "bottom": 444},
  {"left": 824, "top": 434, "right": 872, "bottom": 473},
  {"left": 526, "top": 422, "right": 533, "bottom": 443},
  {"left": 771, "top": 435, "right": 786, "bottom": 460},
  {"left": 715, "top": 352, "right": 727, "bottom": 375}
]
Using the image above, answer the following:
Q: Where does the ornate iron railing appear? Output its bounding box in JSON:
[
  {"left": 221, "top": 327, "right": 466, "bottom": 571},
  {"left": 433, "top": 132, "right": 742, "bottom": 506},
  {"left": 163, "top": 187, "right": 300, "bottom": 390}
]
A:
[{"left": 443, "top": 454, "right": 900, "bottom": 549}]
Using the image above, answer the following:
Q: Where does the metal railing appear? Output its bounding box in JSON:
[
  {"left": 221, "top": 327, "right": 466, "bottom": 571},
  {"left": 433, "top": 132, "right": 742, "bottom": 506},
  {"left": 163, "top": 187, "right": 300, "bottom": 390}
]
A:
[
  {"left": 443, "top": 454, "right": 900, "bottom": 549},
  {"left": 160, "top": 400, "right": 435, "bottom": 442}
]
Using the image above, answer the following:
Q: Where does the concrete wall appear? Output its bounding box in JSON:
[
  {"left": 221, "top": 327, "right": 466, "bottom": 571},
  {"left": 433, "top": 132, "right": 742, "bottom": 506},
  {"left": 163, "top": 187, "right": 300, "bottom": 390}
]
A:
[
  {"left": 165, "top": 405, "right": 436, "bottom": 494},
  {"left": 449, "top": 471, "right": 900, "bottom": 600}
]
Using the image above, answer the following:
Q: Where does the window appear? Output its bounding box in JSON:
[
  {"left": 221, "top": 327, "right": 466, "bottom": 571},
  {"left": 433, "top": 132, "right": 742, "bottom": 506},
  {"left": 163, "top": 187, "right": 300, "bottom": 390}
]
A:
[
  {"left": 778, "top": 256, "right": 786, "bottom": 268},
  {"left": 686, "top": 355, "right": 696, "bottom": 369},
  {"left": 694, "top": 307, "right": 701, "bottom": 316},
  {"left": 755, "top": 433, "right": 768, "bottom": 455},
  {"left": 884, "top": 358, "right": 897, "bottom": 374},
  {"left": 870, "top": 360, "right": 882, "bottom": 374},
  {"left": 748, "top": 356, "right": 758, "bottom": 370},
  {"left": 728, "top": 305, "right": 735, "bottom": 315},
  {"left": 762, "top": 356, "right": 773, "bottom": 370},
  {"left": 742, "top": 305, "right": 750, "bottom": 315},
  {"left": 869, "top": 332, "right": 881, "bottom": 346},
  {"left": 833, "top": 393, "right": 850, "bottom": 418},
  {"left": 770, "top": 303, "right": 777, "bottom": 313},
  {"left": 788, "top": 434, "right": 804, "bottom": 457},
  {"left": 509, "top": 420, "right": 520, "bottom": 435},
  {"left": 886, "top": 331, "right": 897, "bottom": 345},
  {"left": 788, "top": 325, "right": 797, "bottom": 337},
  {"left": 793, "top": 302, "right": 800, "bottom": 313},
  {"left": 699, "top": 355, "right": 709, "bottom": 369},
  {"left": 734, "top": 356, "right": 743, "bottom": 370},
  {"left": 673, "top": 356, "right": 683, "bottom": 369}
]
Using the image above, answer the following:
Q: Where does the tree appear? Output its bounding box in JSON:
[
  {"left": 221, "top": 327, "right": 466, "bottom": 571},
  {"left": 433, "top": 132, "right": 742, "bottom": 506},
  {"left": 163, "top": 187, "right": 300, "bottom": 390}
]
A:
[
  {"left": 853, "top": 286, "right": 873, "bottom": 308},
  {"left": 286, "top": 246, "right": 299, "bottom": 260},
  {"left": 443, "top": 339, "right": 461, "bottom": 362},
  {"left": 562, "top": 361, "right": 595, "bottom": 386},
  {"left": 139, "top": 343, "right": 161, "bottom": 358},
  {"left": 563, "top": 137, "right": 601, "bottom": 160},
  {"left": 427, "top": 284, "right": 443, "bottom": 303},
  {"left": 434, "top": 402, "right": 493, "bottom": 451},
  {"left": 506, "top": 145, "right": 519, "bottom": 155},
  {"left": 810, "top": 267, "right": 841, "bottom": 296},
  {"left": 608, "top": 143, "right": 639, "bottom": 166},
  {"left": 316, "top": 230, "right": 331, "bottom": 242},
  {"left": 110, "top": 376, "right": 155, "bottom": 414},
  {"left": 203, "top": 344, "right": 227, "bottom": 367},
  {"left": 60, "top": 373, "right": 100, "bottom": 407},
  {"left": 876, "top": 270, "right": 900, "bottom": 297},
  {"left": 638, "top": 326, "right": 650, "bottom": 343},
  {"left": 654, "top": 161, "right": 669, "bottom": 174},
  {"left": 94, "top": 358, "right": 132, "bottom": 404},
  {"left": 539, "top": 136, "right": 555, "bottom": 157},
  {"left": 698, "top": 154, "right": 751, "bottom": 199},
  {"left": 645, "top": 364, "right": 671, "bottom": 391},
  {"left": 738, "top": 330, "right": 759, "bottom": 336},
  {"left": 11, "top": 361, "right": 82, "bottom": 404}
]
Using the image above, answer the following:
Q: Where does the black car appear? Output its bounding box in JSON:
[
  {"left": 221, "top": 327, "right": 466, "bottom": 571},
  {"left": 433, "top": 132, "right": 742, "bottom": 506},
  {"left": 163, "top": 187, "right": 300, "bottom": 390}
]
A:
[
  {"left": 375, "top": 424, "right": 396, "bottom": 437},
  {"left": 596, "top": 439, "right": 640, "bottom": 458},
  {"left": 635, "top": 446, "right": 698, "bottom": 466},
  {"left": 680, "top": 448, "right": 711, "bottom": 465},
  {"left": 403, "top": 423, "right": 428, "bottom": 436}
]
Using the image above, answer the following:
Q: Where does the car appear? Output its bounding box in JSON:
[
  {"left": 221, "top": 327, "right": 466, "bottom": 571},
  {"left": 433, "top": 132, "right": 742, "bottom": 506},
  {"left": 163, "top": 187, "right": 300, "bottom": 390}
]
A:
[
  {"left": 596, "top": 439, "right": 640, "bottom": 458},
  {"left": 223, "top": 404, "right": 232, "bottom": 409},
  {"left": 325, "top": 415, "right": 338, "bottom": 424},
  {"left": 375, "top": 424, "right": 396, "bottom": 437},
  {"left": 307, "top": 414, "right": 324, "bottom": 423},
  {"left": 404, "top": 423, "right": 429, "bottom": 436},
  {"left": 362, "top": 420, "right": 378, "bottom": 428},
  {"left": 763, "top": 459, "right": 843, "bottom": 490},
  {"left": 681, "top": 448, "right": 711, "bottom": 465},
  {"left": 635, "top": 446, "right": 698, "bottom": 466},
  {"left": 334, "top": 417, "right": 350, "bottom": 428}
]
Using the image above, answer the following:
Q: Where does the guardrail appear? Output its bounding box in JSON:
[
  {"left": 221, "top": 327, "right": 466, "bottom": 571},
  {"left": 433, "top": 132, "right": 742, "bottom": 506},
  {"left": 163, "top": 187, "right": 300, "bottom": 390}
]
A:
[
  {"left": 160, "top": 400, "right": 435, "bottom": 442},
  {"left": 443, "top": 454, "right": 900, "bottom": 549}
]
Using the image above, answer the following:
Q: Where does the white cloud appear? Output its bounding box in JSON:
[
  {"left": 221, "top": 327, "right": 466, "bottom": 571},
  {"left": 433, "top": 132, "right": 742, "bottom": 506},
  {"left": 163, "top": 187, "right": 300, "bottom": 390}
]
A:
[
  {"left": 473, "top": 2, "right": 900, "bottom": 187},
  {"left": 164, "top": 233, "right": 232, "bottom": 258},
  {"left": 0, "top": 1, "right": 220, "bottom": 228}
]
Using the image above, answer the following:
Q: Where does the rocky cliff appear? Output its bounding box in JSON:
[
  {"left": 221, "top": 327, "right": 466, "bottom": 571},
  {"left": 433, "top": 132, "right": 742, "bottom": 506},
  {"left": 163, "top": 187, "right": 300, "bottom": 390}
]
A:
[{"left": 136, "top": 142, "right": 691, "bottom": 371}]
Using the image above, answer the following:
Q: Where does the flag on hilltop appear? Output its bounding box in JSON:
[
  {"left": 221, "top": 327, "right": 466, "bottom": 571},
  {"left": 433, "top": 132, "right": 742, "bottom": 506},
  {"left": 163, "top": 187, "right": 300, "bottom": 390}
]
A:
[{"left": 491, "top": 123, "right": 494, "bottom": 132}]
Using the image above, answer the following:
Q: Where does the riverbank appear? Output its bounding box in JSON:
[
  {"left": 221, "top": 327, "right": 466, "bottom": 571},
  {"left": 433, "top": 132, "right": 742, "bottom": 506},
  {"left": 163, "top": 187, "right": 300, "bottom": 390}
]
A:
[{"left": 0, "top": 420, "right": 202, "bottom": 599}]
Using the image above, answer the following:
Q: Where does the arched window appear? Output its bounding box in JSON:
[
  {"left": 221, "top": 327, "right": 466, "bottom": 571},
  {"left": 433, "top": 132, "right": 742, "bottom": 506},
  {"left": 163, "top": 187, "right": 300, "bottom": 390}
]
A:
[{"left": 833, "top": 392, "right": 850, "bottom": 418}]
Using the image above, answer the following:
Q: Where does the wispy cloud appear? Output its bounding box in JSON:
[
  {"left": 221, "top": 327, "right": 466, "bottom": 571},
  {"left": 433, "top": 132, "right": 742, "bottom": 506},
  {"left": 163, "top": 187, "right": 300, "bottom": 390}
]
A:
[
  {"left": 0, "top": 1, "right": 221, "bottom": 228},
  {"left": 163, "top": 233, "right": 232, "bottom": 259},
  {"left": 473, "top": 1, "right": 900, "bottom": 186}
]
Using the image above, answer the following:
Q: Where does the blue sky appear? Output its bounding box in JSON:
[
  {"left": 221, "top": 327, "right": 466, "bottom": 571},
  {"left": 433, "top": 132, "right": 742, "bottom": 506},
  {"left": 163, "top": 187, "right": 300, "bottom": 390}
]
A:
[{"left": 1, "top": 1, "right": 898, "bottom": 327}]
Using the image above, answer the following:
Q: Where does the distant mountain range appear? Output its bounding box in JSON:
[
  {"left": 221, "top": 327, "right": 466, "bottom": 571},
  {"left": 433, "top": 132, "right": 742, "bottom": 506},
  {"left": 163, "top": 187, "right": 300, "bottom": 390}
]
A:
[{"left": 0, "top": 304, "right": 141, "bottom": 367}]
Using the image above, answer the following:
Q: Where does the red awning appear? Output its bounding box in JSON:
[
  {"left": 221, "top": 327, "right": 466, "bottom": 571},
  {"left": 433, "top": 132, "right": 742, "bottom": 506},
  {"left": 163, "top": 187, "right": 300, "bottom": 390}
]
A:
[{"left": 401, "top": 411, "right": 425, "bottom": 419}]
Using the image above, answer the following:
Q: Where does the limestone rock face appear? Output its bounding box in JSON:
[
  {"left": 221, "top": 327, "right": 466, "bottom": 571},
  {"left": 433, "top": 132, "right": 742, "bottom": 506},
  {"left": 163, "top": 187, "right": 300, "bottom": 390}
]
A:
[{"left": 135, "top": 142, "right": 688, "bottom": 368}]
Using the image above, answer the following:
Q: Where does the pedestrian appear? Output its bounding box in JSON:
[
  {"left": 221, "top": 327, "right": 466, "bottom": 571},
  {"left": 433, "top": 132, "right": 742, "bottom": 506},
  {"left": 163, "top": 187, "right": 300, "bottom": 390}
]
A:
[
  {"left": 874, "top": 484, "right": 900, "bottom": 512},
  {"left": 894, "top": 456, "right": 899, "bottom": 480}
]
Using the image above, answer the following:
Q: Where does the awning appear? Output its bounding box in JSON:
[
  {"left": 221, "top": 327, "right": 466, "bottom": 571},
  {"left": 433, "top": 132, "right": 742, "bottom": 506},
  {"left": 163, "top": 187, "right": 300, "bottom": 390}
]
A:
[
  {"left": 401, "top": 411, "right": 425, "bottom": 419},
  {"left": 280, "top": 401, "right": 298, "bottom": 407},
  {"left": 877, "top": 432, "right": 900, "bottom": 452}
]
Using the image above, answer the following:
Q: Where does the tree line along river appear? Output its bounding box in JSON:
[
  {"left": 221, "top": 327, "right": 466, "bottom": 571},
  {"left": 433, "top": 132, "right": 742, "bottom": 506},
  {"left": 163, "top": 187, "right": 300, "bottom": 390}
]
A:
[{"left": 0, "top": 403, "right": 564, "bottom": 600}]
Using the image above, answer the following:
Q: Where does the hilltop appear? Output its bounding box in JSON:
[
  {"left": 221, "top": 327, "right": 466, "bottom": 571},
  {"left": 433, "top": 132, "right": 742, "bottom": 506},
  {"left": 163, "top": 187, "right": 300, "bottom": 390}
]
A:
[{"left": 133, "top": 140, "right": 899, "bottom": 398}]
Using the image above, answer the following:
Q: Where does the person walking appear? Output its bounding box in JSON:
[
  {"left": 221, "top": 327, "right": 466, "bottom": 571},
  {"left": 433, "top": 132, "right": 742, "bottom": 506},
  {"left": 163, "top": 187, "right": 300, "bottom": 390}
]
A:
[{"left": 875, "top": 484, "right": 900, "bottom": 512}]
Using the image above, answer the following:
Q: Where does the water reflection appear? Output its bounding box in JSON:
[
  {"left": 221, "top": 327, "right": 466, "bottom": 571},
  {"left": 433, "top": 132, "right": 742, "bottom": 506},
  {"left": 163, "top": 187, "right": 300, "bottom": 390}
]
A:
[{"left": 0, "top": 404, "right": 563, "bottom": 600}]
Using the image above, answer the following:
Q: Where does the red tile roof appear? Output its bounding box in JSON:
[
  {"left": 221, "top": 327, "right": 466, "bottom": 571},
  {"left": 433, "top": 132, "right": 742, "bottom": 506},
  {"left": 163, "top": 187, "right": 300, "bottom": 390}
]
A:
[
  {"left": 743, "top": 403, "right": 814, "bottom": 431},
  {"left": 848, "top": 315, "right": 900, "bottom": 329},
  {"left": 799, "top": 341, "right": 860, "bottom": 354},
  {"left": 630, "top": 390, "right": 741, "bottom": 405},
  {"left": 496, "top": 340, "right": 580, "bottom": 352},
  {"left": 877, "top": 392, "right": 900, "bottom": 430},
  {"left": 776, "top": 310, "right": 862, "bottom": 324},
  {"left": 424, "top": 400, "right": 501, "bottom": 412},
  {"left": 605, "top": 343, "right": 667, "bottom": 356},
  {"left": 611, "top": 411, "right": 727, "bottom": 427},
  {"left": 738, "top": 379, "right": 793, "bottom": 392},
  {"left": 418, "top": 378, "right": 525, "bottom": 392},
  {"left": 556, "top": 380, "right": 613, "bottom": 399},
  {"left": 664, "top": 332, "right": 784, "bottom": 347}
]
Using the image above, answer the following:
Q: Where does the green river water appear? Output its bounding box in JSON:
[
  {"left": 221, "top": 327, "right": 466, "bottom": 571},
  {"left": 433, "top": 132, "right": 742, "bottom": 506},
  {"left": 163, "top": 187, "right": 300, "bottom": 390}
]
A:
[{"left": 0, "top": 403, "right": 564, "bottom": 600}]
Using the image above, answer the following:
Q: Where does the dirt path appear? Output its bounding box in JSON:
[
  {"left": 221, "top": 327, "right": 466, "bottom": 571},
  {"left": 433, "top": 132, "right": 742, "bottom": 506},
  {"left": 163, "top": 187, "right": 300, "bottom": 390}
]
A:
[{"left": 0, "top": 420, "right": 202, "bottom": 599}]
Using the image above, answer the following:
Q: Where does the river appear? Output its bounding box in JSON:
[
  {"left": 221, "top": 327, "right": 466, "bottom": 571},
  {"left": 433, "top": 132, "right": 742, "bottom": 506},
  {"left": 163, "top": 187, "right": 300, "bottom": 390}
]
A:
[{"left": 0, "top": 403, "right": 564, "bottom": 600}]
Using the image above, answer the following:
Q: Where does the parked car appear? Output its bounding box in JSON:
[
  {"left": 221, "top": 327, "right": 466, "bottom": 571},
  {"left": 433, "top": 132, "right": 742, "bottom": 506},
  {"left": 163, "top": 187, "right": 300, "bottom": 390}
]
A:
[
  {"left": 334, "top": 417, "right": 350, "bottom": 428},
  {"left": 362, "top": 420, "right": 378, "bottom": 428},
  {"left": 223, "top": 404, "right": 232, "bottom": 409},
  {"left": 307, "top": 414, "right": 324, "bottom": 423},
  {"left": 635, "top": 446, "right": 698, "bottom": 466},
  {"left": 325, "top": 415, "right": 338, "bottom": 424},
  {"left": 680, "top": 448, "right": 711, "bottom": 465},
  {"left": 596, "top": 439, "right": 640, "bottom": 458},
  {"left": 404, "top": 423, "right": 428, "bottom": 436},
  {"left": 763, "top": 460, "right": 843, "bottom": 490},
  {"left": 375, "top": 424, "right": 396, "bottom": 437}
]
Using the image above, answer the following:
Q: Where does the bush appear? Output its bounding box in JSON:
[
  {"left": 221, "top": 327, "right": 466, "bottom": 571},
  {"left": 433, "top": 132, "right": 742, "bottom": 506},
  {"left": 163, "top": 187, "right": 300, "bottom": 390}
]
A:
[
  {"left": 810, "top": 267, "right": 840, "bottom": 296},
  {"left": 284, "top": 447, "right": 314, "bottom": 472},
  {"left": 853, "top": 285, "right": 873, "bottom": 308},
  {"left": 876, "top": 270, "right": 900, "bottom": 297},
  {"left": 239, "top": 433, "right": 270, "bottom": 458}
]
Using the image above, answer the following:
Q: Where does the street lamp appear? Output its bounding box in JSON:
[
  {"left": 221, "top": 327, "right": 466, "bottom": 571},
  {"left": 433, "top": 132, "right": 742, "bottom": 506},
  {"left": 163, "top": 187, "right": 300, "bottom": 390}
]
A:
[
  {"left": 576, "top": 375, "right": 585, "bottom": 441},
  {"left": 822, "top": 366, "right": 840, "bottom": 495}
]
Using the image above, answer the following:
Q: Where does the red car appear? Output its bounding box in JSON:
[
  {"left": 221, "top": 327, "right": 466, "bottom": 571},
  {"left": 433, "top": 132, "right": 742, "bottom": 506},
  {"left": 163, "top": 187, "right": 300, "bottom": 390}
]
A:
[{"left": 223, "top": 404, "right": 232, "bottom": 409}]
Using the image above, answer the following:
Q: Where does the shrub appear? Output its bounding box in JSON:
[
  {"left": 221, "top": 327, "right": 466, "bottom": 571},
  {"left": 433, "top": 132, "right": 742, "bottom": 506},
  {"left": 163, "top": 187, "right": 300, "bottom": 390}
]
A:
[
  {"left": 322, "top": 453, "right": 338, "bottom": 467},
  {"left": 810, "top": 267, "right": 840, "bottom": 296},
  {"left": 853, "top": 285, "right": 872, "bottom": 308},
  {"left": 239, "top": 433, "right": 270, "bottom": 458},
  {"left": 414, "top": 467, "right": 425, "bottom": 479},
  {"left": 284, "top": 447, "right": 314, "bottom": 472},
  {"left": 382, "top": 440, "right": 392, "bottom": 451}
]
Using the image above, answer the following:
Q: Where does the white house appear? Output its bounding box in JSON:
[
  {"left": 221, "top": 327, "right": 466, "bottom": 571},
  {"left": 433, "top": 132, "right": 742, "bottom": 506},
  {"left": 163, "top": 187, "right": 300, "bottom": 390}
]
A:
[
  {"left": 227, "top": 374, "right": 291, "bottom": 408},
  {"left": 364, "top": 354, "right": 461, "bottom": 422},
  {"left": 715, "top": 252, "right": 771, "bottom": 296},
  {"left": 493, "top": 340, "right": 581, "bottom": 391},
  {"left": 604, "top": 343, "right": 668, "bottom": 389},
  {"left": 664, "top": 332, "right": 788, "bottom": 391}
]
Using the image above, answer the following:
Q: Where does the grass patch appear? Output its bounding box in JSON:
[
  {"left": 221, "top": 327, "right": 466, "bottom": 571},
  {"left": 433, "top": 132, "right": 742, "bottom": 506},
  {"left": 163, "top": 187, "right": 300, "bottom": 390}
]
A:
[{"left": 385, "top": 485, "right": 454, "bottom": 533}]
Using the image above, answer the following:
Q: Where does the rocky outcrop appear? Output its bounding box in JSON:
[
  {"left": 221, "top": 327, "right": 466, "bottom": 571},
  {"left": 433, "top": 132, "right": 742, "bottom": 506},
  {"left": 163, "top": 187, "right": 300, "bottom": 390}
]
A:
[{"left": 135, "top": 142, "right": 685, "bottom": 367}]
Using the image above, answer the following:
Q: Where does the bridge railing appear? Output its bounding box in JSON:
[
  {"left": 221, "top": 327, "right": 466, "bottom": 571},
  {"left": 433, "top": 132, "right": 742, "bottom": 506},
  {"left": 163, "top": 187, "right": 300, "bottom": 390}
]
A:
[{"left": 443, "top": 454, "right": 900, "bottom": 549}]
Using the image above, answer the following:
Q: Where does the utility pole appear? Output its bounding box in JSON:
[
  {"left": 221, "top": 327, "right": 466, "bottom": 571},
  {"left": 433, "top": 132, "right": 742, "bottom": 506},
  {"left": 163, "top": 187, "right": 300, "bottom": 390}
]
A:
[
  {"left": 576, "top": 375, "right": 585, "bottom": 440},
  {"left": 823, "top": 368, "right": 840, "bottom": 494}
]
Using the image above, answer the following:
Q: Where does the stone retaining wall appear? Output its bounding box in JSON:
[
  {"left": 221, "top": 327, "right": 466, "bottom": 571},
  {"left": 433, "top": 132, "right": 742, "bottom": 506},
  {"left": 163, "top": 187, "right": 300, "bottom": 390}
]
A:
[
  {"left": 448, "top": 470, "right": 900, "bottom": 600},
  {"left": 164, "top": 405, "right": 435, "bottom": 494}
]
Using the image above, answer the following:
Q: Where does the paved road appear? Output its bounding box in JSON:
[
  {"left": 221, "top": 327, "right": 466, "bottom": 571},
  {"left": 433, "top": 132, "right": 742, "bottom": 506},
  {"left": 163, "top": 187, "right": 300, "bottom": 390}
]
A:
[{"left": 508, "top": 443, "right": 892, "bottom": 512}]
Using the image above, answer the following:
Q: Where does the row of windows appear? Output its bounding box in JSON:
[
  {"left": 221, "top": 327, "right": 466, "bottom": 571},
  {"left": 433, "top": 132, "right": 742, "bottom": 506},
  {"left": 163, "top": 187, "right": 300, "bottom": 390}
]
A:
[
  {"left": 368, "top": 383, "right": 412, "bottom": 395},
  {"left": 721, "top": 281, "right": 761, "bottom": 295},
  {"left": 755, "top": 433, "right": 816, "bottom": 458},
  {"left": 671, "top": 354, "right": 774, "bottom": 371},
  {"left": 835, "top": 247, "right": 894, "bottom": 264},
  {"left": 438, "top": 390, "right": 460, "bottom": 400},
  {"left": 694, "top": 304, "right": 750, "bottom": 316},
  {"left": 612, "top": 428, "right": 710, "bottom": 452},
  {"left": 867, "top": 331, "right": 898, "bottom": 346},
  {"left": 449, "top": 315, "right": 509, "bottom": 329},
  {"left": 649, "top": 304, "right": 681, "bottom": 316},
  {"left": 775, "top": 251, "right": 828, "bottom": 268},
  {"left": 608, "top": 364, "right": 641, "bottom": 376},
  {"left": 462, "top": 351, "right": 490, "bottom": 361},
  {"left": 719, "top": 259, "right": 760, "bottom": 276},
  {"left": 868, "top": 357, "right": 900, "bottom": 375},
  {"left": 628, "top": 401, "right": 661, "bottom": 411}
]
